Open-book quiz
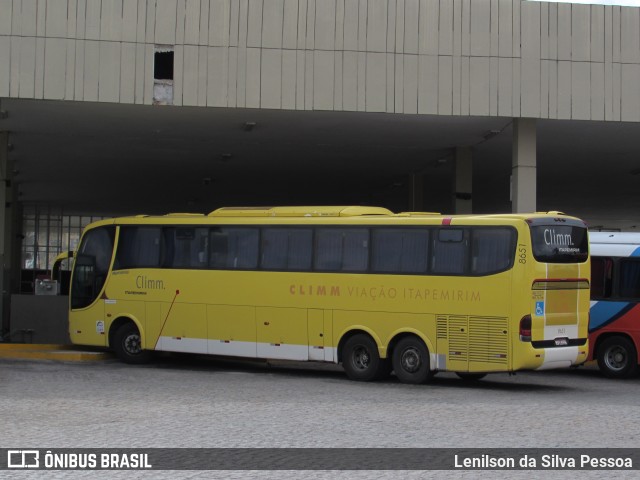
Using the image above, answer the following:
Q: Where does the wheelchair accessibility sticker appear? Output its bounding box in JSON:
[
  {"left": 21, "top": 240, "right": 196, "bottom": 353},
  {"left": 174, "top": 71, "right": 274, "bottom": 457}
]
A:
[{"left": 535, "top": 301, "right": 545, "bottom": 316}]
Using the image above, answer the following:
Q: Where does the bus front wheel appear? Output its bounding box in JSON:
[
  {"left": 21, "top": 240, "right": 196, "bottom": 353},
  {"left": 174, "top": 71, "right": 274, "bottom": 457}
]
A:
[
  {"left": 341, "top": 334, "right": 386, "bottom": 382},
  {"left": 392, "top": 336, "right": 433, "bottom": 384},
  {"left": 597, "top": 336, "right": 638, "bottom": 379},
  {"left": 113, "top": 323, "right": 152, "bottom": 364}
]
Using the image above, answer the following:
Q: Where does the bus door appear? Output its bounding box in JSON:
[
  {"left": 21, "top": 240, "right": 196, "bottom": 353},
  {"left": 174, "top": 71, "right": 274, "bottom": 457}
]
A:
[{"left": 70, "top": 266, "right": 106, "bottom": 346}]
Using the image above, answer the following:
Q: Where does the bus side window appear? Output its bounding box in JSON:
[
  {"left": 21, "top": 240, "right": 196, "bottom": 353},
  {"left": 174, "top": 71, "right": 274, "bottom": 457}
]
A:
[
  {"left": 315, "top": 228, "right": 369, "bottom": 272},
  {"left": 164, "top": 227, "right": 208, "bottom": 269},
  {"left": 261, "top": 228, "right": 312, "bottom": 271},
  {"left": 591, "top": 257, "right": 613, "bottom": 299},
  {"left": 286, "top": 229, "right": 313, "bottom": 270},
  {"left": 618, "top": 259, "right": 640, "bottom": 299},
  {"left": 209, "top": 228, "right": 259, "bottom": 270},
  {"left": 197, "top": 230, "right": 209, "bottom": 266},
  {"left": 432, "top": 229, "right": 468, "bottom": 274},
  {"left": 315, "top": 229, "right": 343, "bottom": 271},
  {"left": 371, "top": 228, "right": 429, "bottom": 273},
  {"left": 115, "top": 227, "right": 162, "bottom": 269},
  {"left": 341, "top": 229, "right": 369, "bottom": 271},
  {"left": 471, "top": 228, "right": 515, "bottom": 275},
  {"left": 230, "top": 228, "right": 259, "bottom": 269},
  {"left": 209, "top": 230, "right": 229, "bottom": 269}
]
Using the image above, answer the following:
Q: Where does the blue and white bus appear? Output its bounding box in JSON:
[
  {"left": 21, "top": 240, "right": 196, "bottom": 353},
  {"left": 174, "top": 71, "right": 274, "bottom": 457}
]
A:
[{"left": 589, "top": 232, "right": 640, "bottom": 378}]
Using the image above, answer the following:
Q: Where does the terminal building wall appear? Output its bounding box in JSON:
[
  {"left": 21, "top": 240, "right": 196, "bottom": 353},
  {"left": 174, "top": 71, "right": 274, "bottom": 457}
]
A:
[{"left": 0, "top": 0, "right": 640, "bottom": 121}]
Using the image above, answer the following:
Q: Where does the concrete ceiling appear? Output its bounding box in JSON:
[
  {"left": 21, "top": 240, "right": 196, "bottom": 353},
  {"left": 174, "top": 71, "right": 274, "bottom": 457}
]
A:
[{"left": 3, "top": 98, "right": 640, "bottom": 230}]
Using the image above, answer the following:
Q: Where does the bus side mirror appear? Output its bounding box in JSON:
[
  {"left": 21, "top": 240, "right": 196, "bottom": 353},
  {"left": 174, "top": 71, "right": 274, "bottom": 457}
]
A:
[{"left": 52, "top": 250, "right": 74, "bottom": 282}]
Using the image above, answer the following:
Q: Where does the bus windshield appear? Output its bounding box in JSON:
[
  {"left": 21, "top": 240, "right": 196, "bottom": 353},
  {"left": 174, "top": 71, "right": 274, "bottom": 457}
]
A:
[{"left": 70, "top": 226, "right": 115, "bottom": 309}]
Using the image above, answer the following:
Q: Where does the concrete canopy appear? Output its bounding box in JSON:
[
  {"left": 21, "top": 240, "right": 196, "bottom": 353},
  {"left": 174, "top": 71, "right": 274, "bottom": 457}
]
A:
[{"left": 3, "top": 98, "right": 640, "bottom": 230}]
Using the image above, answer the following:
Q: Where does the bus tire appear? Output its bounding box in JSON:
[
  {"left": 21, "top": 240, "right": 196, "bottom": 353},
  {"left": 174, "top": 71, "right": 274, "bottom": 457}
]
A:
[
  {"left": 113, "top": 323, "right": 152, "bottom": 364},
  {"left": 597, "top": 336, "right": 638, "bottom": 379},
  {"left": 341, "top": 334, "right": 385, "bottom": 382},
  {"left": 456, "top": 372, "right": 487, "bottom": 381},
  {"left": 392, "top": 336, "right": 433, "bottom": 384}
]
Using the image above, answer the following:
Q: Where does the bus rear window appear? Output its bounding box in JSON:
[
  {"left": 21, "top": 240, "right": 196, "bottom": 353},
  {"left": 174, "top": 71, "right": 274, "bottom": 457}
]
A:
[{"left": 529, "top": 224, "right": 588, "bottom": 263}]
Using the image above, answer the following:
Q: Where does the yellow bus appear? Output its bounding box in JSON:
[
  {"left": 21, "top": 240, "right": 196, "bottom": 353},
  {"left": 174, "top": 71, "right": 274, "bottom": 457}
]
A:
[{"left": 65, "top": 206, "right": 590, "bottom": 383}]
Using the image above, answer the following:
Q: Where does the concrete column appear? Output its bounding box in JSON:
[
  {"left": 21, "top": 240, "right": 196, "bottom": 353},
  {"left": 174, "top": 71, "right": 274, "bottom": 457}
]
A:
[
  {"left": 453, "top": 146, "right": 473, "bottom": 213},
  {"left": 512, "top": 118, "right": 537, "bottom": 213},
  {"left": 0, "top": 131, "right": 10, "bottom": 336},
  {"left": 408, "top": 173, "right": 424, "bottom": 211}
]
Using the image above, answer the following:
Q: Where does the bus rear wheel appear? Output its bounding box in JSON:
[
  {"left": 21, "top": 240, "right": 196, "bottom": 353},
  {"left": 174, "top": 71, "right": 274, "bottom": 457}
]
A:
[
  {"left": 113, "top": 323, "right": 152, "bottom": 364},
  {"left": 341, "top": 334, "right": 386, "bottom": 382},
  {"left": 597, "top": 336, "right": 638, "bottom": 379},
  {"left": 392, "top": 336, "right": 433, "bottom": 384}
]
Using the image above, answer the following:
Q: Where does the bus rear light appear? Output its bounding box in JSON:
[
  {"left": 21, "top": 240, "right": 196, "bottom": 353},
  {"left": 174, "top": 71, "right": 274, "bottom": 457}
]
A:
[{"left": 519, "top": 315, "right": 532, "bottom": 342}]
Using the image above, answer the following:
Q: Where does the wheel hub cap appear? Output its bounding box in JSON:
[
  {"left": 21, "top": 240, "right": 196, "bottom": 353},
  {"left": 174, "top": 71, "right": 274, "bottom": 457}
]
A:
[
  {"left": 605, "top": 347, "right": 626, "bottom": 371},
  {"left": 401, "top": 347, "right": 421, "bottom": 373},
  {"left": 124, "top": 334, "right": 142, "bottom": 355},
  {"left": 353, "top": 346, "right": 370, "bottom": 370}
]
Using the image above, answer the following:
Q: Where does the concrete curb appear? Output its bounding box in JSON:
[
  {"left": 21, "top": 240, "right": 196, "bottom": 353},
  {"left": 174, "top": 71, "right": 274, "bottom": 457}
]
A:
[{"left": 0, "top": 343, "right": 113, "bottom": 361}]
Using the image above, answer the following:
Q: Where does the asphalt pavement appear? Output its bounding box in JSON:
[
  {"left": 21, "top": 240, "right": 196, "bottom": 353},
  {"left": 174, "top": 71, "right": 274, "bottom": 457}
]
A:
[{"left": 1, "top": 355, "right": 638, "bottom": 479}]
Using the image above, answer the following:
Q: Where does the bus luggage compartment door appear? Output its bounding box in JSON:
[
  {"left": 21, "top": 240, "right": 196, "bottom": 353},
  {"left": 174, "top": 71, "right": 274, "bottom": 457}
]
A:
[
  {"left": 437, "top": 315, "right": 509, "bottom": 372},
  {"left": 307, "top": 309, "right": 325, "bottom": 361},
  {"left": 257, "top": 307, "right": 308, "bottom": 360}
]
